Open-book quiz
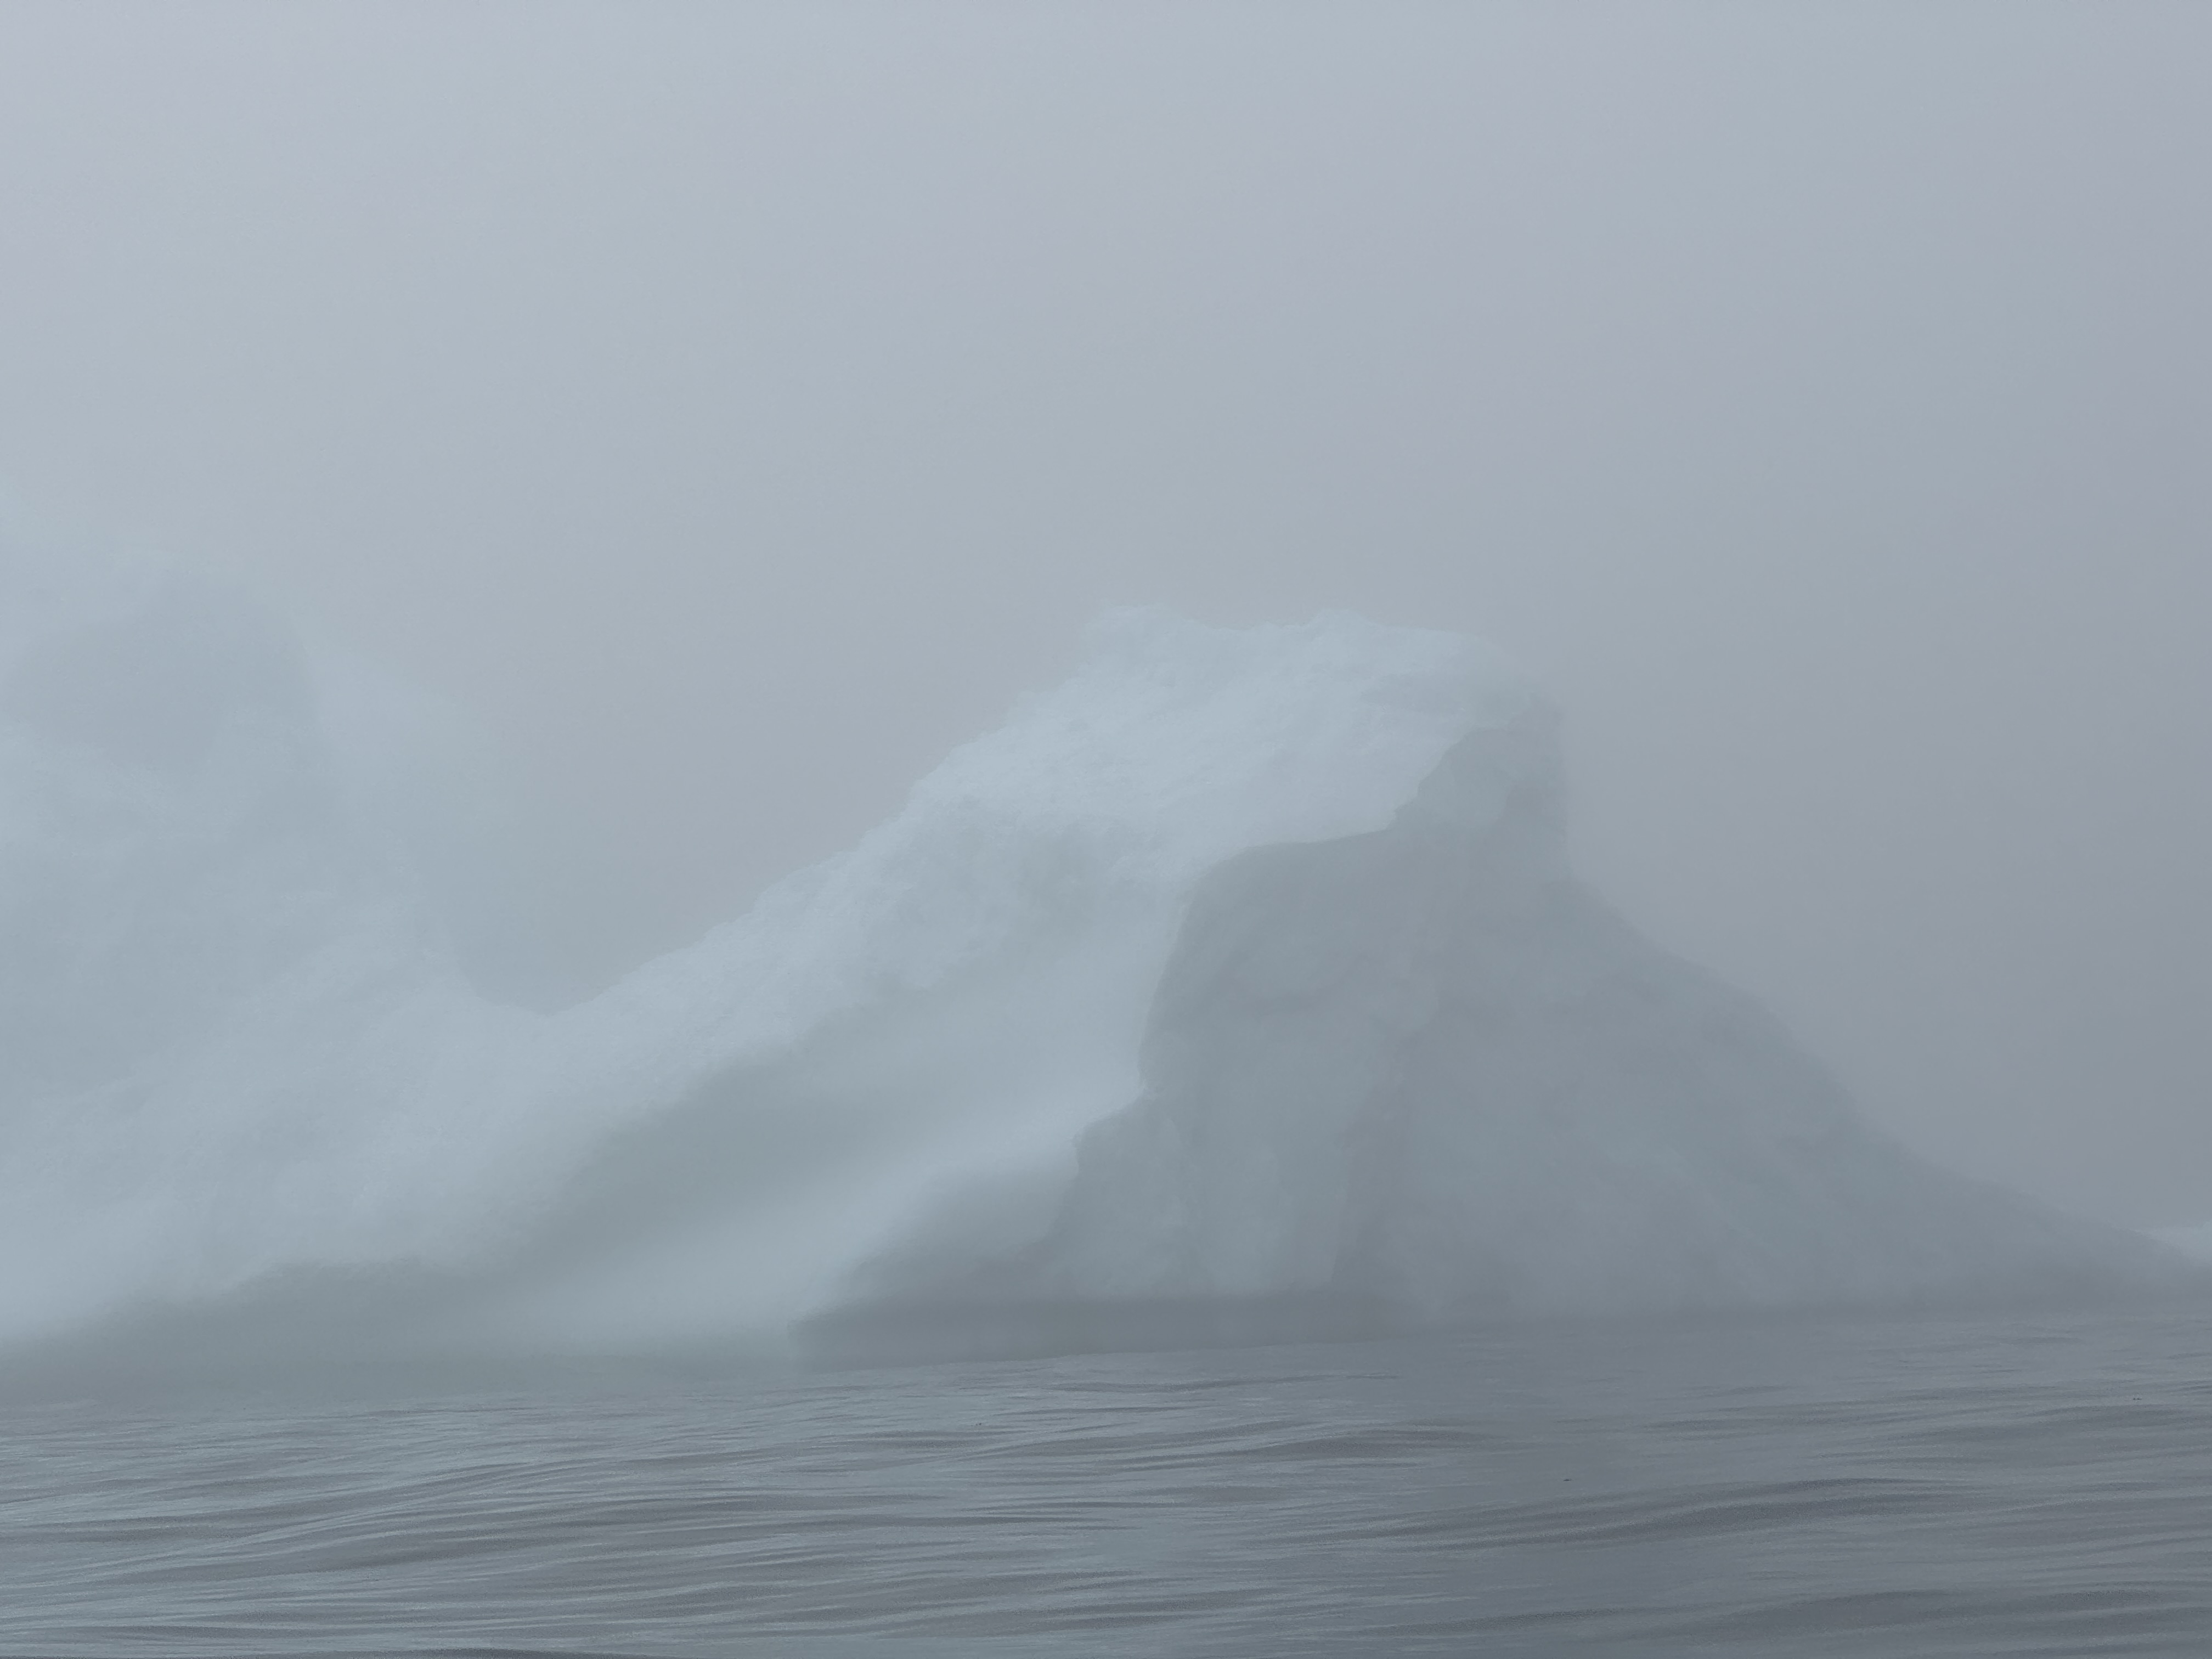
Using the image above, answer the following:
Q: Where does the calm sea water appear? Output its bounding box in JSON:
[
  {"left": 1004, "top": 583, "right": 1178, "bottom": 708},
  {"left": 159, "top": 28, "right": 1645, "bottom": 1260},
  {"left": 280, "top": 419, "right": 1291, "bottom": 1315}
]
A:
[{"left": 4, "top": 1296, "right": 2210, "bottom": 1658}]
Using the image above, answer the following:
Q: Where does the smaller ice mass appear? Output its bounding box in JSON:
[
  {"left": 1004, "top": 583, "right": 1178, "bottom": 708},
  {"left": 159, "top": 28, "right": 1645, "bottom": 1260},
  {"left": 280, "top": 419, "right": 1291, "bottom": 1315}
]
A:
[{"left": 0, "top": 535, "right": 2187, "bottom": 1367}]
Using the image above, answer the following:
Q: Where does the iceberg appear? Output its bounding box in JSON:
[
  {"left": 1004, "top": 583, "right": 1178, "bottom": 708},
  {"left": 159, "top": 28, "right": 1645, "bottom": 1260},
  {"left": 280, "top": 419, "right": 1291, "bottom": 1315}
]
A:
[{"left": 0, "top": 532, "right": 2182, "bottom": 1366}]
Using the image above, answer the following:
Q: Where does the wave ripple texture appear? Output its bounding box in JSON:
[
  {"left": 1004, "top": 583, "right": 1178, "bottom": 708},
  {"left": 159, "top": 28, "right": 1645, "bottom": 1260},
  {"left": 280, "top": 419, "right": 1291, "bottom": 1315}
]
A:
[{"left": 6, "top": 1301, "right": 2212, "bottom": 1657}]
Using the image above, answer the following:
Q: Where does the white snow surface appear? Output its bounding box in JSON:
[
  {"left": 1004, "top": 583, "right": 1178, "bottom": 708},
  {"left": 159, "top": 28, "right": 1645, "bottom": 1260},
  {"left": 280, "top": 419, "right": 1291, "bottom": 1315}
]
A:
[{"left": 0, "top": 539, "right": 1530, "bottom": 1348}]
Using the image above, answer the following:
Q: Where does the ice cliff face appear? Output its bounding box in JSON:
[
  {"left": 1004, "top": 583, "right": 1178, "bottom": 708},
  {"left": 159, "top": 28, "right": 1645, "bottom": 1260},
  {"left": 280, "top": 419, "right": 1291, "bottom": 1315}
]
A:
[{"left": 970, "top": 712, "right": 2174, "bottom": 1324}]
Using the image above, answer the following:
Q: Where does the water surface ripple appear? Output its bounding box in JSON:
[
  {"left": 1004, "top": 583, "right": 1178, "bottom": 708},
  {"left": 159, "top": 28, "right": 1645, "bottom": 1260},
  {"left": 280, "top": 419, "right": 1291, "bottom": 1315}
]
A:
[{"left": 5, "top": 1299, "right": 2211, "bottom": 1656}]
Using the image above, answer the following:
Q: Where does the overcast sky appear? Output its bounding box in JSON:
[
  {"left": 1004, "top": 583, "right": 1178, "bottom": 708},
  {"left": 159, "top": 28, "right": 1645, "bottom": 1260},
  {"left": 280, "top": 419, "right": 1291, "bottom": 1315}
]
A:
[{"left": 2, "top": 2, "right": 2207, "bottom": 1227}]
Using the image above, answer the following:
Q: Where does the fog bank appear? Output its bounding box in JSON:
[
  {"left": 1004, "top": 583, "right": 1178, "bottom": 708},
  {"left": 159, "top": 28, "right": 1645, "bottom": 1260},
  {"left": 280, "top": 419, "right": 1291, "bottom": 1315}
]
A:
[{"left": 2, "top": 3, "right": 2207, "bottom": 1226}]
